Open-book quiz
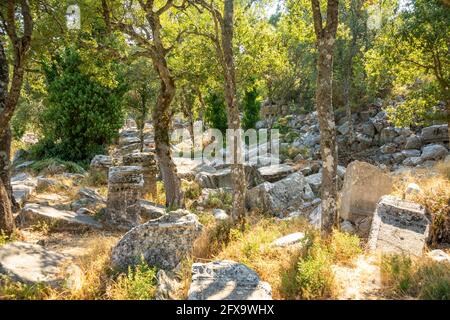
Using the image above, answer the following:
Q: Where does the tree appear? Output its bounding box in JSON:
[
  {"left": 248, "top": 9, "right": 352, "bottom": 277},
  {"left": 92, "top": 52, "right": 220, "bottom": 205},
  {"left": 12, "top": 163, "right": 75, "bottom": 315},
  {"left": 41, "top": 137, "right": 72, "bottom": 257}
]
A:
[
  {"left": 311, "top": 0, "right": 339, "bottom": 236},
  {"left": 194, "top": 0, "right": 247, "bottom": 223},
  {"left": 108, "top": 0, "right": 187, "bottom": 209},
  {"left": 39, "top": 48, "right": 126, "bottom": 162},
  {"left": 0, "top": 0, "right": 33, "bottom": 234},
  {"left": 204, "top": 91, "right": 228, "bottom": 133}
]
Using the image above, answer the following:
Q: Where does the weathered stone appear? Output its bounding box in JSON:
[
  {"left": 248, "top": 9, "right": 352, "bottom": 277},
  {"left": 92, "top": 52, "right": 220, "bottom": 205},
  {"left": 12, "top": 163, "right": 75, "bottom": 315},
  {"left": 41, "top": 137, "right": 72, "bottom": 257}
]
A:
[
  {"left": 380, "top": 143, "right": 397, "bottom": 154},
  {"left": 195, "top": 165, "right": 263, "bottom": 189},
  {"left": 0, "top": 242, "right": 81, "bottom": 289},
  {"left": 258, "top": 164, "right": 294, "bottom": 182},
  {"left": 11, "top": 173, "right": 37, "bottom": 206},
  {"left": 139, "top": 200, "right": 166, "bottom": 221},
  {"left": 368, "top": 195, "right": 430, "bottom": 256},
  {"left": 426, "top": 250, "right": 450, "bottom": 263},
  {"left": 401, "top": 149, "right": 421, "bottom": 158},
  {"left": 405, "top": 135, "right": 422, "bottom": 150},
  {"left": 21, "top": 203, "right": 101, "bottom": 229},
  {"left": 212, "top": 208, "right": 229, "bottom": 221},
  {"left": 111, "top": 210, "right": 202, "bottom": 271},
  {"left": 36, "top": 177, "right": 58, "bottom": 191},
  {"left": 246, "top": 172, "right": 314, "bottom": 217},
  {"left": 402, "top": 156, "right": 423, "bottom": 167},
  {"left": 380, "top": 127, "right": 398, "bottom": 144},
  {"left": 337, "top": 122, "right": 350, "bottom": 135},
  {"left": 421, "top": 124, "right": 448, "bottom": 144},
  {"left": 106, "top": 166, "right": 144, "bottom": 230},
  {"left": 340, "top": 161, "right": 393, "bottom": 222},
  {"left": 420, "top": 144, "right": 448, "bottom": 161},
  {"left": 122, "top": 152, "right": 158, "bottom": 199},
  {"left": 155, "top": 270, "right": 181, "bottom": 300},
  {"left": 271, "top": 232, "right": 305, "bottom": 247},
  {"left": 188, "top": 260, "right": 272, "bottom": 300},
  {"left": 305, "top": 173, "right": 322, "bottom": 194},
  {"left": 405, "top": 183, "right": 421, "bottom": 196},
  {"left": 361, "top": 122, "right": 375, "bottom": 137}
]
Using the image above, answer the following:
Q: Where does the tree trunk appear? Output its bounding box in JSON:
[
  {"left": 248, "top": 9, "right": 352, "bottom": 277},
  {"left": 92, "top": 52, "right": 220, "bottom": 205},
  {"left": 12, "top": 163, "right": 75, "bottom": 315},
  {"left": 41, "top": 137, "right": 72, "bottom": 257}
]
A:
[
  {"left": 152, "top": 69, "right": 184, "bottom": 209},
  {"left": 222, "top": 0, "right": 246, "bottom": 224},
  {"left": 0, "top": 171, "right": 14, "bottom": 235},
  {"left": 316, "top": 38, "right": 339, "bottom": 235},
  {"left": 311, "top": 0, "right": 339, "bottom": 236},
  {"left": 343, "top": 52, "right": 354, "bottom": 144}
]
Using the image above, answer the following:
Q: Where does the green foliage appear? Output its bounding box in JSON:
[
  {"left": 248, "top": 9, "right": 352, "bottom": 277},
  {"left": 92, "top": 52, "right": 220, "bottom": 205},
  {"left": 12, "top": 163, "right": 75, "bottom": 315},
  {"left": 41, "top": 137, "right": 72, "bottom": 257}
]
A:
[
  {"left": 39, "top": 48, "right": 125, "bottom": 162},
  {"left": 111, "top": 258, "right": 158, "bottom": 300},
  {"left": 29, "top": 157, "right": 85, "bottom": 175},
  {"left": 242, "top": 85, "right": 261, "bottom": 130},
  {"left": 204, "top": 92, "right": 228, "bottom": 133},
  {"left": 204, "top": 190, "right": 233, "bottom": 210}
]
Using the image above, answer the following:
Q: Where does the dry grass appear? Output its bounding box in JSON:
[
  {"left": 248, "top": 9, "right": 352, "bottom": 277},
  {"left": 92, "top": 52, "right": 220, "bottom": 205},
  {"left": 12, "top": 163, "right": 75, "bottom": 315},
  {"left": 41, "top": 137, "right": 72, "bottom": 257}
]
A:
[{"left": 392, "top": 160, "right": 450, "bottom": 245}]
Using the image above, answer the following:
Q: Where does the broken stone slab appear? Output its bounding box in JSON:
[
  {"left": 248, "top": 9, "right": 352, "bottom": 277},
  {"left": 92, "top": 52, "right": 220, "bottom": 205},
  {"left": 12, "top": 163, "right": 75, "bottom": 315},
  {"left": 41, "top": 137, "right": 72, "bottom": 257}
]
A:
[
  {"left": 21, "top": 203, "right": 102, "bottom": 229},
  {"left": 257, "top": 164, "right": 294, "bottom": 182},
  {"left": 271, "top": 232, "right": 305, "bottom": 247},
  {"left": 106, "top": 166, "right": 144, "bottom": 230},
  {"left": 212, "top": 208, "right": 229, "bottom": 221},
  {"left": 71, "top": 187, "right": 106, "bottom": 212},
  {"left": 195, "top": 165, "right": 264, "bottom": 189},
  {"left": 339, "top": 161, "right": 393, "bottom": 223},
  {"left": 420, "top": 144, "right": 448, "bottom": 161},
  {"left": 246, "top": 172, "right": 314, "bottom": 218},
  {"left": 368, "top": 195, "right": 430, "bottom": 256},
  {"left": 11, "top": 173, "right": 38, "bottom": 206},
  {"left": 421, "top": 124, "right": 448, "bottom": 144},
  {"left": 90, "top": 155, "right": 112, "bottom": 183},
  {"left": 402, "top": 156, "right": 423, "bottom": 167},
  {"left": 405, "top": 135, "right": 422, "bottom": 150},
  {"left": 111, "top": 210, "right": 203, "bottom": 271},
  {"left": 139, "top": 199, "right": 166, "bottom": 221},
  {"left": 0, "top": 242, "right": 82, "bottom": 289},
  {"left": 188, "top": 260, "right": 272, "bottom": 300}
]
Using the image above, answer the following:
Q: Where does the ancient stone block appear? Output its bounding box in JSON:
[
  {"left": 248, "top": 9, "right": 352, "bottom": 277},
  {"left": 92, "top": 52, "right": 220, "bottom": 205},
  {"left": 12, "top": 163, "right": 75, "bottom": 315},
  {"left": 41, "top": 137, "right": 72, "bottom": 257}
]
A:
[
  {"left": 368, "top": 195, "right": 430, "bottom": 256},
  {"left": 188, "top": 260, "right": 272, "bottom": 300},
  {"left": 340, "top": 161, "right": 393, "bottom": 222},
  {"left": 106, "top": 166, "right": 144, "bottom": 230},
  {"left": 122, "top": 152, "right": 158, "bottom": 200}
]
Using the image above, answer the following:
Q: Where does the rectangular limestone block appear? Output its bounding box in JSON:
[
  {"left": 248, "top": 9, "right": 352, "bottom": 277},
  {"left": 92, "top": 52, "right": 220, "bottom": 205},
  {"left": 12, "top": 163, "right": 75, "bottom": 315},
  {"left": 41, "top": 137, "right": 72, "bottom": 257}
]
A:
[
  {"left": 340, "top": 161, "right": 392, "bottom": 222},
  {"left": 368, "top": 195, "right": 430, "bottom": 256}
]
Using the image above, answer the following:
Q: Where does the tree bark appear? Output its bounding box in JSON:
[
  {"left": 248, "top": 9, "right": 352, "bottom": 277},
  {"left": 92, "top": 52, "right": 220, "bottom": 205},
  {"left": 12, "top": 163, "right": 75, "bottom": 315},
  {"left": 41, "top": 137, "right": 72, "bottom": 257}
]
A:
[
  {"left": 222, "top": 0, "right": 246, "bottom": 224},
  {"left": 311, "top": 0, "right": 339, "bottom": 236},
  {"left": 0, "top": 178, "right": 14, "bottom": 235}
]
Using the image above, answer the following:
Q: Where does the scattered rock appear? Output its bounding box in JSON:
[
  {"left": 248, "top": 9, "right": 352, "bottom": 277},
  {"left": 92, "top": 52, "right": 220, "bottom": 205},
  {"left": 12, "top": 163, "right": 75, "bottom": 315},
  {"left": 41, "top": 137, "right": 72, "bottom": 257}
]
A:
[
  {"left": 426, "top": 250, "right": 450, "bottom": 263},
  {"left": 188, "top": 260, "right": 272, "bottom": 300},
  {"left": 212, "top": 208, "right": 229, "bottom": 221},
  {"left": 257, "top": 164, "right": 294, "bottom": 182},
  {"left": 368, "top": 195, "right": 430, "bottom": 256},
  {"left": 195, "top": 165, "right": 263, "bottom": 189},
  {"left": 420, "top": 144, "right": 448, "bottom": 161},
  {"left": 305, "top": 173, "right": 322, "bottom": 194},
  {"left": 139, "top": 200, "right": 166, "bottom": 221},
  {"left": 421, "top": 124, "right": 448, "bottom": 144},
  {"left": 402, "top": 156, "right": 423, "bottom": 167},
  {"left": 0, "top": 242, "right": 81, "bottom": 289},
  {"left": 155, "top": 270, "right": 181, "bottom": 300},
  {"left": 341, "top": 220, "right": 356, "bottom": 234},
  {"left": 271, "top": 232, "right": 305, "bottom": 247},
  {"left": 21, "top": 203, "right": 102, "bottom": 229},
  {"left": 405, "top": 135, "right": 422, "bottom": 150},
  {"left": 405, "top": 183, "right": 421, "bottom": 196},
  {"left": 111, "top": 210, "right": 202, "bottom": 271},
  {"left": 246, "top": 172, "right": 314, "bottom": 217}
]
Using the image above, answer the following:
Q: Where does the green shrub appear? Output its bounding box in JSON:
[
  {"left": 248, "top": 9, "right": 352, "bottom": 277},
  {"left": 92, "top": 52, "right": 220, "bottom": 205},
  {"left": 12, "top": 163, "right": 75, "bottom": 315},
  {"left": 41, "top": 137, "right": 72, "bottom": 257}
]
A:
[
  {"left": 29, "top": 158, "right": 85, "bottom": 175},
  {"left": 330, "top": 230, "right": 362, "bottom": 266},
  {"left": 242, "top": 85, "right": 261, "bottom": 130},
  {"left": 109, "top": 258, "right": 157, "bottom": 300},
  {"left": 204, "top": 91, "right": 228, "bottom": 133},
  {"left": 204, "top": 190, "right": 233, "bottom": 210},
  {"left": 40, "top": 48, "right": 125, "bottom": 162}
]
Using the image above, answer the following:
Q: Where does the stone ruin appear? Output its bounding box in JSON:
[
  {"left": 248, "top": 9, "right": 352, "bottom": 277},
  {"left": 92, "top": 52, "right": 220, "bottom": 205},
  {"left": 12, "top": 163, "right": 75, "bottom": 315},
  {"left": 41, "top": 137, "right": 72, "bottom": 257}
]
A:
[
  {"left": 89, "top": 155, "right": 112, "bottom": 183},
  {"left": 106, "top": 166, "right": 144, "bottom": 230},
  {"left": 122, "top": 152, "right": 158, "bottom": 200},
  {"left": 368, "top": 195, "right": 430, "bottom": 256}
]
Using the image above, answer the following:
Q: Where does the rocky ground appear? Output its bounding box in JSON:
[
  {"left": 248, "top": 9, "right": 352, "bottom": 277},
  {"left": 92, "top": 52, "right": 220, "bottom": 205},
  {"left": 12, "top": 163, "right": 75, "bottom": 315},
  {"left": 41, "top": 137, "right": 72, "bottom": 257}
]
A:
[{"left": 1, "top": 110, "right": 449, "bottom": 300}]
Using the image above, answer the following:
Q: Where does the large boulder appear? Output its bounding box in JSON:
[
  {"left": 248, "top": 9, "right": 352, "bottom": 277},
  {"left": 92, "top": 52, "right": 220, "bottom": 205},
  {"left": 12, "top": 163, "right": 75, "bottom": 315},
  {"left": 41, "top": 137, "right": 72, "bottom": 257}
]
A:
[
  {"left": 368, "top": 195, "right": 430, "bottom": 256},
  {"left": 420, "top": 143, "right": 448, "bottom": 161},
  {"left": 0, "top": 242, "right": 81, "bottom": 289},
  {"left": 421, "top": 124, "right": 448, "bottom": 144},
  {"left": 404, "top": 135, "right": 422, "bottom": 150},
  {"left": 111, "top": 210, "right": 202, "bottom": 271},
  {"left": 188, "top": 260, "right": 272, "bottom": 300},
  {"left": 246, "top": 172, "right": 314, "bottom": 217},
  {"left": 11, "top": 173, "right": 37, "bottom": 206},
  {"left": 339, "top": 161, "right": 392, "bottom": 223}
]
